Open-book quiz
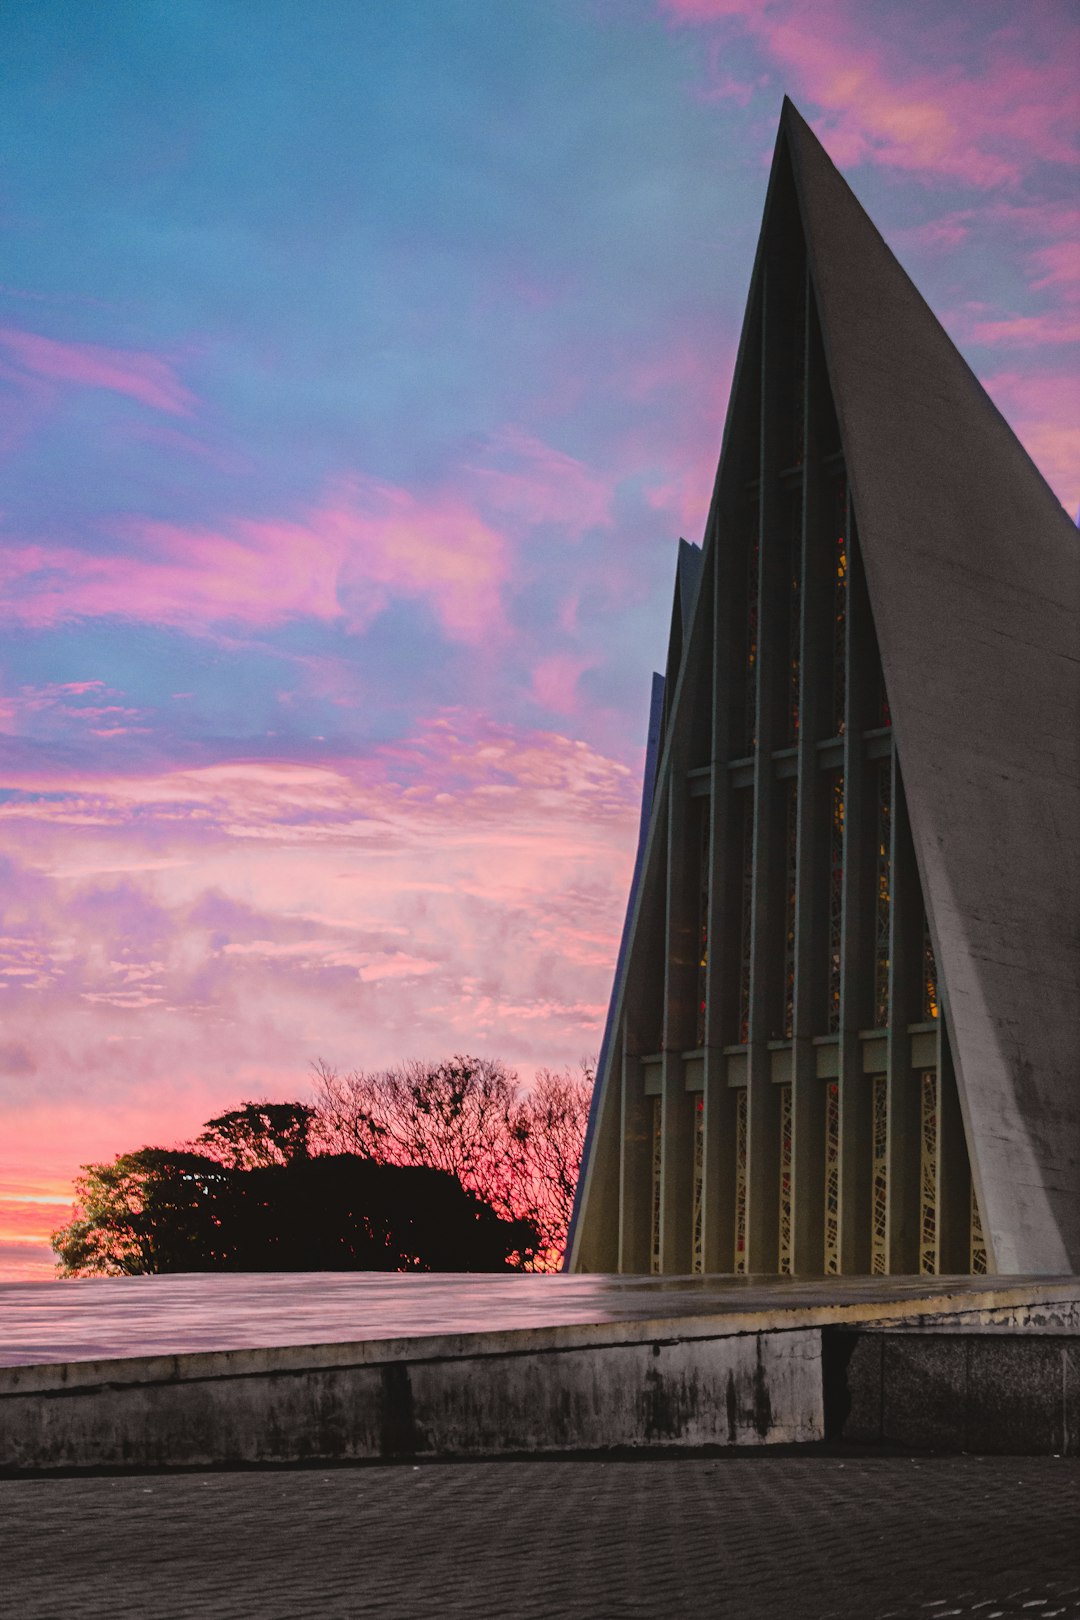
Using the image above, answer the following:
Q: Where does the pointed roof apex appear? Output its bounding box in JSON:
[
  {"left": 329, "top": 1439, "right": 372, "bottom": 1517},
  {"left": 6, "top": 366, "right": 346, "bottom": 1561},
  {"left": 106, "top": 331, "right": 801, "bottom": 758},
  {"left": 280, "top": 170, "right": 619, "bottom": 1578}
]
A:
[{"left": 778, "top": 95, "right": 817, "bottom": 143}]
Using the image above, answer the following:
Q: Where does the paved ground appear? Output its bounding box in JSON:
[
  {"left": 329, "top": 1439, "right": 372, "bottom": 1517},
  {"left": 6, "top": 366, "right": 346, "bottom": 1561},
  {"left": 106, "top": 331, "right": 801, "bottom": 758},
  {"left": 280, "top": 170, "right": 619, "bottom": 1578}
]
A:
[{"left": 4, "top": 1454, "right": 1080, "bottom": 1619}]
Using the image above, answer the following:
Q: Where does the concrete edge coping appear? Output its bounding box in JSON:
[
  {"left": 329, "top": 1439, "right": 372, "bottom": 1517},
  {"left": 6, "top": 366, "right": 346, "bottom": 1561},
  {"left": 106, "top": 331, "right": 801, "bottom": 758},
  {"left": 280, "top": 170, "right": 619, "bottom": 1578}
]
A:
[
  {"left": 841, "top": 1323, "right": 1080, "bottom": 1336},
  {"left": 5, "top": 1280, "right": 1079, "bottom": 1398}
]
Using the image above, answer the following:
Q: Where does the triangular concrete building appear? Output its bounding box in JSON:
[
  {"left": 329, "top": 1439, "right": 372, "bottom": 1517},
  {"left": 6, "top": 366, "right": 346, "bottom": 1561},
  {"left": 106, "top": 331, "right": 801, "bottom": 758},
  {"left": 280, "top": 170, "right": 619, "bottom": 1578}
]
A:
[{"left": 569, "top": 101, "right": 1080, "bottom": 1278}]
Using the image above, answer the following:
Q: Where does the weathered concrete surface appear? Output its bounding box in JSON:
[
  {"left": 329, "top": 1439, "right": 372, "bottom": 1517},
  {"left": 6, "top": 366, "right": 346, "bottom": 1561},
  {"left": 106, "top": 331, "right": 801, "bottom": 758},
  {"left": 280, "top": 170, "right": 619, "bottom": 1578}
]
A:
[
  {"left": 825, "top": 1329, "right": 1080, "bottom": 1454},
  {"left": 7, "top": 1268, "right": 1078, "bottom": 1367},
  {"left": 6, "top": 1274, "right": 1080, "bottom": 1471},
  {"left": 1, "top": 1327, "right": 822, "bottom": 1472}
]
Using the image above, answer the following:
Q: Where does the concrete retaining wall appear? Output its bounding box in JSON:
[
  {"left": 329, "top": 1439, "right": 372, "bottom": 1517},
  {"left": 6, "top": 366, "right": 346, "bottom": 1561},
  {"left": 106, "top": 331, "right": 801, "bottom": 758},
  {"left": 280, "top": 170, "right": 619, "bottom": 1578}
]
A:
[
  {"left": 8, "top": 1285, "right": 1080, "bottom": 1471},
  {"left": 1, "top": 1327, "right": 823, "bottom": 1472},
  {"left": 824, "top": 1330, "right": 1080, "bottom": 1454}
]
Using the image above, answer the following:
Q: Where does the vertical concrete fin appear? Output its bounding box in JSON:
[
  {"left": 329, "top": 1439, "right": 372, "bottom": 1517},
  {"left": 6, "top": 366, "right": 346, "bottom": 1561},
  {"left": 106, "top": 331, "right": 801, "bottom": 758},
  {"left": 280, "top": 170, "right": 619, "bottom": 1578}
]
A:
[
  {"left": 782, "top": 100, "right": 1080, "bottom": 1272},
  {"left": 566, "top": 671, "right": 665, "bottom": 1269}
]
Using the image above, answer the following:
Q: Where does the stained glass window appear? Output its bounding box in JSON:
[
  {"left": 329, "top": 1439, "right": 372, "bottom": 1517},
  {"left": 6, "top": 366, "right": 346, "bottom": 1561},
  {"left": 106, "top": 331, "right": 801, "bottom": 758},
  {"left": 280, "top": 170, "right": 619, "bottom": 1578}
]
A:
[
  {"left": 650, "top": 1096, "right": 662, "bottom": 1275},
  {"left": 778, "top": 1083, "right": 793, "bottom": 1275},
  {"left": 971, "top": 1183, "right": 987, "bottom": 1275},
  {"left": 691, "top": 1094, "right": 705, "bottom": 1274},
  {"left": 919, "top": 1069, "right": 938, "bottom": 1275},
  {"left": 923, "top": 921, "right": 939, "bottom": 1021},
  {"left": 873, "top": 761, "right": 892, "bottom": 1029},
  {"left": 824, "top": 1080, "right": 840, "bottom": 1275},
  {"left": 828, "top": 773, "right": 845, "bottom": 1034},
  {"left": 871, "top": 1073, "right": 888, "bottom": 1275},
  {"left": 734, "top": 1086, "right": 748, "bottom": 1275}
]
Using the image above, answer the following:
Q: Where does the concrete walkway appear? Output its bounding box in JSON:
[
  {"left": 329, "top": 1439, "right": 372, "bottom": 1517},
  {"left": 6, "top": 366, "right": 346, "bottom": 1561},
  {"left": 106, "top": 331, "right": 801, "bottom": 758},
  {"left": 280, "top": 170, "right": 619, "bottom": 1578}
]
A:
[{"left": 4, "top": 1454, "right": 1080, "bottom": 1619}]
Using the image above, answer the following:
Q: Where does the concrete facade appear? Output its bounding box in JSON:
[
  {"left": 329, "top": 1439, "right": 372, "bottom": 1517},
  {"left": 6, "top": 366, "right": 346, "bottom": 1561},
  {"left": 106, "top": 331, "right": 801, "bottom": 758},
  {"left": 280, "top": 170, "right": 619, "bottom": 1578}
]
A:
[{"left": 569, "top": 100, "right": 1080, "bottom": 1280}]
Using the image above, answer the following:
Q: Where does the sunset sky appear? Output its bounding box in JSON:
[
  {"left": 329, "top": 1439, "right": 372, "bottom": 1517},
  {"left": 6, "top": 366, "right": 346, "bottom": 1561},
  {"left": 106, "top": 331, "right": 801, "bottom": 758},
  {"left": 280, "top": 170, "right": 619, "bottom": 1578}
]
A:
[{"left": 2, "top": 0, "right": 1077, "bottom": 1280}]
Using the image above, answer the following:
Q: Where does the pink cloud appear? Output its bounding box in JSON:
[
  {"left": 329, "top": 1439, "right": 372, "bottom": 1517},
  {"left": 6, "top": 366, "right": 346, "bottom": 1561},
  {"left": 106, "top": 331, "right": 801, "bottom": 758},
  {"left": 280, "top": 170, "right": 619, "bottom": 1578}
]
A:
[
  {"left": 661, "top": 1, "right": 1080, "bottom": 189},
  {"left": 1029, "top": 240, "right": 1080, "bottom": 295},
  {"left": 623, "top": 339, "right": 719, "bottom": 404},
  {"left": 895, "top": 214, "right": 974, "bottom": 252},
  {"left": 0, "top": 326, "right": 196, "bottom": 415},
  {"left": 0, "top": 680, "right": 149, "bottom": 740},
  {"left": 983, "top": 369, "right": 1080, "bottom": 516},
  {"left": 968, "top": 311, "right": 1080, "bottom": 347},
  {"left": 0, "top": 476, "right": 510, "bottom": 644},
  {"left": 0, "top": 714, "right": 640, "bottom": 1276},
  {"left": 462, "top": 426, "right": 613, "bottom": 534},
  {"left": 530, "top": 652, "right": 599, "bottom": 715},
  {"left": 0, "top": 1192, "right": 72, "bottom": 1258}
]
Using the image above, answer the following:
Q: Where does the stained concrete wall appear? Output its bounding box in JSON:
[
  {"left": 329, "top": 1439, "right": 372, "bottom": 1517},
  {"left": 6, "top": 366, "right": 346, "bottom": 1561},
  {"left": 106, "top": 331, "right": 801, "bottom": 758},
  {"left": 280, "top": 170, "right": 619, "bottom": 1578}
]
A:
[
  {"left": 0, "top": 1328, "right": 822, "bottom": 1473},
  {"left": 824, "top": 1329, "right": 1080, "bottom": 1455}
]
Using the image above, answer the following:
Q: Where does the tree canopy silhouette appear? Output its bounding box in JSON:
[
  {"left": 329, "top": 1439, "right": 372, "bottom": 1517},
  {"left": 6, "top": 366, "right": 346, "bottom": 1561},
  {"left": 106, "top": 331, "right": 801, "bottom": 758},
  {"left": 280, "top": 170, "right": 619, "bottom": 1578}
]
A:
[
  {"left": 52, "top": 1106, "right": 538, "bottom": 1277},
  {"left": 312, "top": 1055, "right": 591, "bottom": 1269}
]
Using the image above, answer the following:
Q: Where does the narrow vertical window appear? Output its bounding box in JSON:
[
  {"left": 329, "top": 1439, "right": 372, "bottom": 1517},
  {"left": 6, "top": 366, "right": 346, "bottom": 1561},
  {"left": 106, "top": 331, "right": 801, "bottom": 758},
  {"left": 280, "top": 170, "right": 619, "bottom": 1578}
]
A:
[
  {"left": 824, "top": 1081, "right": 840, "bottom": 1275},
  {"left": 828, "top": 772, "right": 845, "bottom": 1034},
  {"left": 734, "top": 1087, "right": 748, "bottom": 1275},
  {"left": 738, "top": 792, "right": 754, "bottom": 1044},
  {"left": 778, "top": 1083, "right": 793, "bottom": 1275},
  {"left": 745, "top": 522, "right": 760, "bottom": 753},
  {"left": 650, "top": 1096, "right": 662, "bottom": 1275},
  {"left": 871, "top": 1073, "right": 888, "bottom": 1275},
  {"left": 923, "top": 921, "right": 939, "bottom": 1021},
  {"left": 874, "top": 761, "right": 892, "bottom": 1029},
  {"left": 691, "top": 1094, "right": 705, "bottom": 1274},
  {"left": 832, "top": 476, "right": 847, "bottom": 737},
  {"left": 971, "top": 1183, "right": 987, "bottom": 1275},
  {"left": 919, "top": 1069, "right": 939, "bottom": 1275},
  {"left": 783, "top": 780, "right": 798, "bottom": 1039},
  {"left": 791, "top": 268, "right": 807, "bottom": 468},
  {"left": 696, "top": 805, "right": 709, "bottom": 1047},
  {"left": 788, "top": 494, "right": 802, "bottom": 742}
]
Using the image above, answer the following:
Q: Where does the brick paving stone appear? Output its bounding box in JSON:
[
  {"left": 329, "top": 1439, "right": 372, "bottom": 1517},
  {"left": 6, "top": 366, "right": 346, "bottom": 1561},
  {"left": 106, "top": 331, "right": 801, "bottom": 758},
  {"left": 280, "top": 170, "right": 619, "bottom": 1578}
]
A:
[{"left": 3, "top": 1456, "right": 1080, "bottom": 1620}]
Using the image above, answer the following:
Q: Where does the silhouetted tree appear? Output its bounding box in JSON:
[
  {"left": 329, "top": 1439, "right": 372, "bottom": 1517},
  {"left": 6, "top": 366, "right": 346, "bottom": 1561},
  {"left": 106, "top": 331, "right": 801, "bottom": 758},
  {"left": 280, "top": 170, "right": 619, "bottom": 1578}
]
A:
[
  {"left": 50, "top": 1149, "right": 233, "bottom": 1276},
  {"left": 193, "top": 1100, "right": 315, "bottom": 1168},
  {"left": 312, "top": 1055, "right": 592, "bottom": 1269},
  {"left": 51, "top": 1137, "right": 537, "bottom": 1277}
]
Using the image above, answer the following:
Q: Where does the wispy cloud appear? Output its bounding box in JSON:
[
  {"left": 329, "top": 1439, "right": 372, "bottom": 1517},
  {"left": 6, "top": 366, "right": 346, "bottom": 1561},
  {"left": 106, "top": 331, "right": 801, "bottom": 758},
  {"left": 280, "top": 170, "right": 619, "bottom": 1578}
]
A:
[
  {"left": 461, "top": 426, "right": 613, "bottom": 534},
  {"left": 0, "top": 476, "right": 511, "bottom": 644},
  {"left": 0, "top": 715, "right": 637, "bottom": 1269},
  {"left": 983, "top": 369, "right": 1080, "bottom": 515},
  {"left": 0, "top": 680, "right": 151, "bottom": 740},
  {"left": 968, "top": 311, "right": 1080, "bottom": 348},
  {"left": 661, "top": 0, "right": 1080, "bottom": 188},
  {"left": 0, "top": 326, "right": 196, "bottom": 415}
]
